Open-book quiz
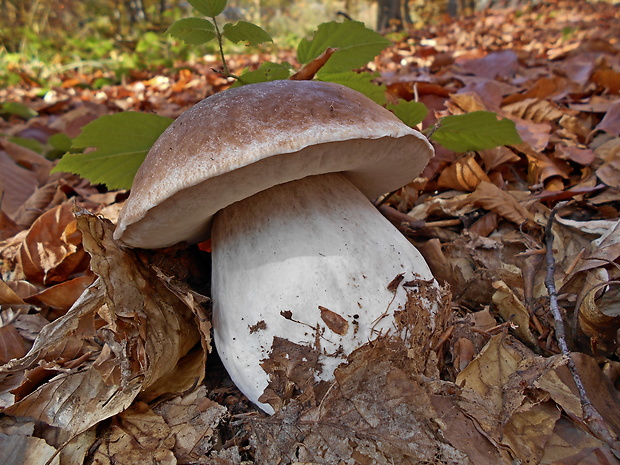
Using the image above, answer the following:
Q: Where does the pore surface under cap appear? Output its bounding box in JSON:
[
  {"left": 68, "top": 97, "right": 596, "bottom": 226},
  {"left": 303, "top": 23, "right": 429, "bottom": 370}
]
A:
[{"left": 114, "top": 80, "right": 433, "bottom": 249}]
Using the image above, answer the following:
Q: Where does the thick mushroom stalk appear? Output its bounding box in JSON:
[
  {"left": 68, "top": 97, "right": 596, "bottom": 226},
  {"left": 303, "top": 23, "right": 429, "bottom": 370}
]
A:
[{"left": 212, "top": 172, "right": 437, "bottom": 414}]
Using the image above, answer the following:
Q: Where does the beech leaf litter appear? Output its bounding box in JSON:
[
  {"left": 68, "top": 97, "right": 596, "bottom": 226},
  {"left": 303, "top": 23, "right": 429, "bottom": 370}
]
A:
[{"left": 1, "top": 1, "right": 620, "bottom": 464}]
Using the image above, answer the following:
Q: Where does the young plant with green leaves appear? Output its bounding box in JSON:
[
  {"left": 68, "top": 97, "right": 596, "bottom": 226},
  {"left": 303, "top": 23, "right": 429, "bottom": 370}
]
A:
[
  {"left": 166, "top": 0, "right": 272, "bottom": 77},
  {"left": 53, "top": 7, "right": 522, "bottom": 190}
]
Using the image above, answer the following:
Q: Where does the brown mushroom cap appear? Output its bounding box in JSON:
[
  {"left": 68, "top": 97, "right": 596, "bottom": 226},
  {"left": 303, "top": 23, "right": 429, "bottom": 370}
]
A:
[{"left": 114, "top": 80, "right": 433, "bottom": 249}]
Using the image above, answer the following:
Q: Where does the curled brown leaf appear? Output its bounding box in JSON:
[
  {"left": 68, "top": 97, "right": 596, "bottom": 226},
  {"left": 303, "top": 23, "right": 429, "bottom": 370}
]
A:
[{"left": 460, "top": 181, "right": 535, "bottom": 226}]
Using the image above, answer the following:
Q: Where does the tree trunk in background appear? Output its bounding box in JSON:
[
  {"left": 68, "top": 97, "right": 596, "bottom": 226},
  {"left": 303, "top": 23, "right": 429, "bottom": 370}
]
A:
[
  {"left": 376, "top": 0, "right": 412, "bottom": 32},
  {"left": 124, "top": 0, "right": 148, "bottom": 24},
  {"left": 448, "top": 0, "right": 477, "bottom": 16}
]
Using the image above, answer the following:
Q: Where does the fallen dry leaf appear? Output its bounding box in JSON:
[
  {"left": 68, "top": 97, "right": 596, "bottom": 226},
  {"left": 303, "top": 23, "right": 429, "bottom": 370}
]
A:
[
  {"left": 592, "top": 68, "right": 620, "bottom": 95},
  {"left": 0, "top": 433, "right": 60, "bottom": 465},
  {"left": 502, "top": 98, "right": 566, "bottom": 123},
  {"left": 456, "top": 76, "right": 517, "bottom": 107},
  {"left": 455, "top": 334, "right": 619, "bottom": 463},
  {"left": 492, "top": 280, "right": 538, "bottom": 347},
  {"left": 468, "top": 211, "right": 499, "bottom": 236},
  {"left": 0, "top": 279, "right": 28, "bottom": 309},
  {"left": 153, "top": 386, "right": 228, "bottom": 462},
  {"left": 595, "top": 100, "right": 620, "bottom": 136},
  {"left": 0, "top": 211, "right": 21, "bottom": 241},
  {"left": 0, "top": 324, "right": 27, "bottom": 366},
  {"left": 576, "top": 219, "right": 620, "bottom": 272},
  {"left": 26, "top": 274, "right": 95, "bottom": 317},
  {"left": 595, "top": 137, "right": 620, "bottom": 188},
  {"left": 437, "top": 154, "right": 491, "bottom": 191},
  {"left": 11, "top": 180, "right": 69, "bottom": 230},
  {"left": 526, "top": 151, "right": 571, "bottom": 187},
  {"left": 17, "top": 202, "right": 88, "bottom": 285},
  {"left": 0, "top": 140, "right": 53, "bottom": 185},
  {"left": 555, "top": 145, "right": 595, "bottom": 165},
  {"left": 0, "top": 210, "right": 206, "bottom": 438},
  {"left": 0, "top": 150, "right": 38, "bottom": 219},
  {"left": 460, "top": 181, "right": 535, "bottom": 226},
  {"left": 461, "top": 50, "right": 519, "bottom": 80},
  {"left": 290, "top": 47, "right": 337, "bottom": 81},
  {"left": 477, "top": 146, "right": 521, "bottom": 171},
  {"left": 502, "top": 76, "right": 572, "bottom": 105},
  {"left": 514, "top": 120, "right": 553, "bottom": 152},
  {"left": 577, "top": 270, "right": 620, "bottom": 355},
  {"left": 90, "top": 402, "right": 176, "bottom": 465}
]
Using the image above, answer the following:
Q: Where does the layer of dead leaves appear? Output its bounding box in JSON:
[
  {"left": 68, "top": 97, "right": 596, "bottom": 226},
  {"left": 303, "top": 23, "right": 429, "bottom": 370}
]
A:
[{"left": 1, "top": 1, "right": 620, "bottom": 464}]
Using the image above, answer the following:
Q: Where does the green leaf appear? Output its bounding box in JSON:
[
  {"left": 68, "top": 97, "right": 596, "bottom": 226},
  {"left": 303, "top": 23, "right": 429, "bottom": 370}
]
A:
[
  {"left": 188, "top": 0, "right": 227, "bottom": 17},
  {"left": 232, "top": 62, "right": 293, "bottom": 87},
  {"left": 9, "top": 136, "right": 43, "bottom": 154},
  {"left": 52, "top": 112, "right": 172, "bottom": 190},
  {"left": 222, "top": 21, "right": 273, "bottom": 45},
  {"left": 430, "top": 111, "right": 523, "bottom": 153},
  {"left": 136, "top": 31, "right": 163, "bottom": 52},
  {"left": 46, "top": 132, "right": 73, "bottom": 159},
  {"left": 1, "top": 102, "right": 38, "bottom": 119},
  {"left": 49, "top": 132, "right": 73, "bottom": 152},
  {"left": 387, "top": 101, "right": 428, "bottom": 127},
  {"left": 319, "top": 72, "right": 386, "bottom": 105},
  {"left": 167, "top": 18, "right": 216, "bottom": 44},
  {"left": 297, "top": 21, "right": 391, "bottom": 75},
  {"left": 93, "top": 77, "right": 114, "bottom": 89}
]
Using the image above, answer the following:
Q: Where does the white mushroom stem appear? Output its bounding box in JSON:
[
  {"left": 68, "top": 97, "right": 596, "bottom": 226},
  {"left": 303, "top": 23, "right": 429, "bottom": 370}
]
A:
[{"left": 211, "top": 172, "right": 436, "bottom": 414}]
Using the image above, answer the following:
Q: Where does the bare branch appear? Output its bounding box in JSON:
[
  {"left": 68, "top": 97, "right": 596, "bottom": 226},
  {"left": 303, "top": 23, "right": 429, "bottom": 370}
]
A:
[{"left": 545, "top": 202, "right": 619, "bottom": 450}]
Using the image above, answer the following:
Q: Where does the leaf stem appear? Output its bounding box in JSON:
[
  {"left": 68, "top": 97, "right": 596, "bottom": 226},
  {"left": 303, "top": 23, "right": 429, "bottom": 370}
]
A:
[
  {"left": 424, "top": 119, "right": 442, "bottom": 139},
  {"left": 211, "top": 15, "right": 229, "bottom": 76}
]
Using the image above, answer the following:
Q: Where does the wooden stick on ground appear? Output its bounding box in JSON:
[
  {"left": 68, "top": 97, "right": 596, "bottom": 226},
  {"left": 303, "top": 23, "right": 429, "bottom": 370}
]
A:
[{"left": 544, "top": 202, "right": 619, "bottom": 451}]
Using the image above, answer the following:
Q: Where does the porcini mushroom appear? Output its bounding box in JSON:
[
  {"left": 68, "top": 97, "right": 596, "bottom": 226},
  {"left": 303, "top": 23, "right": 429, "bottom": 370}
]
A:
[{"left": 114, "top": 80, "right": 437, "bottom": 414}]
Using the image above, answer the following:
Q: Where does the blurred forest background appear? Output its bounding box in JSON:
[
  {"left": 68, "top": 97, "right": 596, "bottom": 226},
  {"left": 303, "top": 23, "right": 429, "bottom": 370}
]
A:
[{"left": 0, "top": 0, "right": 520, "bottom": 87}]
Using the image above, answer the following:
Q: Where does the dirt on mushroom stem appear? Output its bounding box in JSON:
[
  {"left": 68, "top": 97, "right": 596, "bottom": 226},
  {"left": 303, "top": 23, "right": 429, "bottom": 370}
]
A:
[{"left": 211, "top": 172, "right": 439, "bottom": 414}]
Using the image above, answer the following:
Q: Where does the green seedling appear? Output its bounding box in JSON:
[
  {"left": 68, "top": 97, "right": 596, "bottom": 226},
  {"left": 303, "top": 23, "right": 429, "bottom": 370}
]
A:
[{"left": 166, "top": 0, "right": 272, "bottom": 77}]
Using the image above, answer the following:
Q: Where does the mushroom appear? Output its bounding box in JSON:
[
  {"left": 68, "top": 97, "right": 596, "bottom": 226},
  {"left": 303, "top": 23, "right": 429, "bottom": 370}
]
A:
[{"left": 114, "top": 80, "right": 437, "bottom": 414}]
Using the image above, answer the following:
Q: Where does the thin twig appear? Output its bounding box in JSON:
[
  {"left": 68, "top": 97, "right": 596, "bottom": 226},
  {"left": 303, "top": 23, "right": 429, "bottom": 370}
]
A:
[
  {"left": 544, "top": 202, "right": 619, "bottom": 449},
  {"left": 377, "top": 204, "right": 425, "bottom": 230},
  {"left": 424, "top": 119, "right": 442, "bottom": 139},
  {"left": 432, "top": 325, "right": 454, "bottom": 352},
  {"left": 564, "top": 247, "right": 586, "bottom": 277},
  {"left": 374, "top": 189, "right": 400, "bottom": 208},
  {"left": 425, "top": 218, "right": 462, "bottom": 228}
]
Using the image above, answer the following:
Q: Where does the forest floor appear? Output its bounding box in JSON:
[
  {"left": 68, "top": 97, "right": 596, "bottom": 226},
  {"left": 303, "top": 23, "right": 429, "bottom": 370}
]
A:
[{"left": 1, "top": 1, "right": 620, "bottom": 464}]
